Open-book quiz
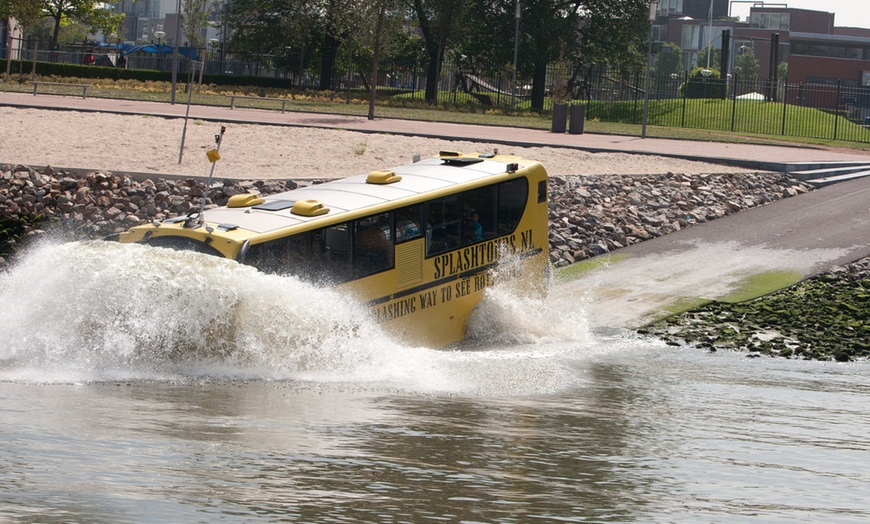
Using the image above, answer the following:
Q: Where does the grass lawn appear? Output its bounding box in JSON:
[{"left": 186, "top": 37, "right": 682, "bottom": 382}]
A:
[{"left": 586, "top": 97, "right": 870, "bottom": 146}]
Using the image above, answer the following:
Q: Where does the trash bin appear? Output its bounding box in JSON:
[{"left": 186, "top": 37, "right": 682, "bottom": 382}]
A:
[
  {"left": 551, "top": 103, "right": 568, "bottom": 133},
  {"left": 569, "top": 104, "right": 585, "bottom": 135}
]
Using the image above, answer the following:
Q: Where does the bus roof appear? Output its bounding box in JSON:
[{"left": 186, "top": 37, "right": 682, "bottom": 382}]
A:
[{"left": 200, "top": 154, "right": 540, "bottom": 235}]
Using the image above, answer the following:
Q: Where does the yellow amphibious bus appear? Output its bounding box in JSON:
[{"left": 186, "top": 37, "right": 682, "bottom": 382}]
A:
[{"left": 118, "top": 151, "right": 549, "bottom": 347}]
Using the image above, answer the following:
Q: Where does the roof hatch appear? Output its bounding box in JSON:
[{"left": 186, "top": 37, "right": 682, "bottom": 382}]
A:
[
  {"left": 366, "top": 169, "right": 402, "bottom": 184},
  {"left": 291, "top": 199, "right": 330, "bottom": 217},
  {"left": 227, "top": 193, "right": 265, "bottom": 208},
  {"left": 441, "top": 157, "right": 484, "bottom": 167}
]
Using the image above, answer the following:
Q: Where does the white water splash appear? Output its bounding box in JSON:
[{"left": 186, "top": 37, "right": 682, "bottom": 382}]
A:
[
  {"left": 0, "top": 240, "right": 608, "bottom": 394},
  {"left": 465, "top": 248, "right": 593, "bottom": 346}
]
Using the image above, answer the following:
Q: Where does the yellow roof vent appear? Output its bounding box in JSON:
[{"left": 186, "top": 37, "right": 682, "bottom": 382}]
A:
[
  {"left": 227, "top": 193, "right": 265, "bottom": 208},
  {"left": 439, "top": 150, "right": 462, "bottom": 157},
  {"left": 366, "top": 170, "right": 402, "bottom": 185},
  {"left": 291, "top": 199, "right": 330, "bottom": 217}
]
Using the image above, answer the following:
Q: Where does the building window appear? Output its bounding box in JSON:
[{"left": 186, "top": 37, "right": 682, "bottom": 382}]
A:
[
  {"left": 792, "top": 41, "right": 870, "bottom": 60},
  {"left": 682, "top": 25, "right": 701, "bottom": 50},
  {"left": 750, "top": 12, "right": 791, "bottom": 30},
  {"left": 658, "top": 0, "right": 684, "bottom": 16}
]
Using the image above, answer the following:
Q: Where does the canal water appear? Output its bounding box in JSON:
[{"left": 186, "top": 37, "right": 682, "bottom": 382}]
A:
[{"left": 1, "top": 241, "right": 869, "bottom": 523}]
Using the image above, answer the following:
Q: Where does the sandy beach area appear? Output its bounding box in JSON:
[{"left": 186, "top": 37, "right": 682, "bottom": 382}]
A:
[{"left": 0, "top": 106, "right": 754, "bottom": 179}]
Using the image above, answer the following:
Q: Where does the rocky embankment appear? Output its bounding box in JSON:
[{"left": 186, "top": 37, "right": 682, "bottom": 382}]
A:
[
  {"left": 2, "top": 163, "right": 867, "bottom": 360},
  {"left": 0, "top": 163, "right": 812, "bottom": 265}
]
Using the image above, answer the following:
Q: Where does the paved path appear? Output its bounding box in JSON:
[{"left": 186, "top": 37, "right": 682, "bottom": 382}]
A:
[
  {"left": 551, "top": 175, "right": 870, "bottom": 330},
  {"left": 1, "top": 91, "right": 868, "bottom": 172}
]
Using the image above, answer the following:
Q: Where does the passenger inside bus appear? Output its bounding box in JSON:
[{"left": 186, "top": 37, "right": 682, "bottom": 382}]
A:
[
  {"left": 467, "top": 212, "right": 483, "bottom": 242},
  {"left": 395, "top": 205, "right": 423, "bottom": 242}
]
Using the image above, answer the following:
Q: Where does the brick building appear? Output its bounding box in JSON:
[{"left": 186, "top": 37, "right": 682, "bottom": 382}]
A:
[{"left": 655, "top": 2, "right": 870, "bottom": 89}]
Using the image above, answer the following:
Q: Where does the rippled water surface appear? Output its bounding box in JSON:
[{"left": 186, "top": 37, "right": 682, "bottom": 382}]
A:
[{"left": 1, "top": 242, "right": 868, "bottom": 523}]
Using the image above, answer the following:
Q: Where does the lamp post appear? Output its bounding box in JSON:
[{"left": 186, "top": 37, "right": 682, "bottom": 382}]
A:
[
  {"left": 706, "top": 0, "right": 714, "bottom": 69},
  {"left": 511, "top": 0, "right": 520, "bottom": 109},
  {"left": 221, "top": 0, "right": 230, "bottom": 66},
  {"left": 154, "top": 30, "right": 165, "bottom": 71},
  {"left": 641, "top": 1, "right": 658, "bottom": 139},
  {"left": 171, "top": 0, "right": 182, "bottom": 104}
]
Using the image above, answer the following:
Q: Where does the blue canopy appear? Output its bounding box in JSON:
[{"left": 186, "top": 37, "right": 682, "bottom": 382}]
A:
[{"left": 118, "top": 43, "right": 199, "bottom": 61}]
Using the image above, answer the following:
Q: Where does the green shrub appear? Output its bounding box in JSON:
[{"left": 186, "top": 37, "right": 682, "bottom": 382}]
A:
[{"left": 680, "top": 67, "right": 727, "bottom": 99}]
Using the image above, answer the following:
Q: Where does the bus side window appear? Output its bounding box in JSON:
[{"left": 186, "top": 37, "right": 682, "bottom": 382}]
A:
[
  {"left": 395, "top": 205, "right": 423, "bottom": 243},
  {"left": 426, "top": 196, "right": 460, "bottom": 256},
  {"left": 243, "top": 234, "right": 311, "bottom": 276},
  {"left": 497, "top": 178, "right": 528, "bottom": 235},
  {"left": 462, "top": 186, "right": 496, "bottom": 246},
  {"left": 325, "top": 224, "right": 352, "bottom": 283},
  {"left": 354, "top": 212, "right": 394, "bottom": 277},
  {"left": 538, "top": 179, "right": 548, "bottom": 204},
  {"left": 308, "top": 225, "right": 351, "bottom": 284}
]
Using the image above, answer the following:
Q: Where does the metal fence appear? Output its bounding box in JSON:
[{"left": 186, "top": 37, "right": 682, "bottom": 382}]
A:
[
  {"left": 6, "top": 38, "right": 870, "bottom": 143},
  {"left": 577, "top": 70, "right": 870, "bottom": 143}
]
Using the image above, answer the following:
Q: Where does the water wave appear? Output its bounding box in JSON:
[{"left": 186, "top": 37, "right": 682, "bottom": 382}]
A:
[{"left": 0, "top": 240, "right": 606, "bottom": 394}]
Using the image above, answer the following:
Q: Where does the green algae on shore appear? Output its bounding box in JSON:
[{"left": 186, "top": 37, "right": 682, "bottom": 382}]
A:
[{"left": 642, "top": 272, "right": 870, "bottom": 361}]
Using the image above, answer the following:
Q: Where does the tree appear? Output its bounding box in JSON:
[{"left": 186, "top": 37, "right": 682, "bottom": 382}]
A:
[
  {"left": 441, "top": 0, "right": 648, "bottom": 111},
  {"left": 654, "top": 42, "right": 683, "bottom": 77},
  {"left": 521, "top": 0, "right": 581, "bottom": 111},
  {"left": 773, "top": 60, "right": 787, "bottom": 101},
  {"left": 2, "top": 0, "right": 43, "bottom": 78},
  {"left": 227, "top": 0, "right": 357, "bottom": 90},
  {"left": 696, "top": 45, "right": 720, "bottom": 70},
  {"left": 41, "top": 0, "right": 123, "bottom": 49},
  {"left": 411, "top": 0, "right": 470, "bottom": 103},
  {"left": 228, "top": 0, "right": 305, "bottom": 52},
  {"left": 350, "top": 0, "right": 405, "bottom": 119},
  {"left": 526, "top": 0, "right": 647, "bottom": 111},
  {"left": 317, "top": 0, "right": 356, "bottom": 91},
  {"left": 575, "top": 0, "right": 648, "bottom": 68},
  {"left": 2, "top": 0, "right": 46, "bottom": 77},
  {"left": 460, "top": 0, "right": 519, "bottom": 75},
  {"left": 733, "top": 48, "right": 758, "bottom": 85},
  {"left": 1, "top": 0, "right": 43, "bottom": 27},
  {"left": 182, "top": 0, "right": 212, "bottom": 49}
]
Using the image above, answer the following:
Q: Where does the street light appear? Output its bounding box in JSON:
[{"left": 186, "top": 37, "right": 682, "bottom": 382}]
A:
[
  {"left": 171, "top": 0, "right": 182, "bottom": 104},
  {"left": 641, "top": 1, "right": 658, "bottom": 139},
  {"left": 154, "top": 30, "right": 165, "bottom": 71},
  {"left": 511, "top": 0, "right": 520, "bottom": 109},
  {"left": 219, "top": 1, "right": 230, "bottom": 70},
  {"left": 706, "top": 0, "right": 714, "bottom": 69}
]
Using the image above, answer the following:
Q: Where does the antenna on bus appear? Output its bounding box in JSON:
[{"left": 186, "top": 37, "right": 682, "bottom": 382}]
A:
[{"left": 192, "top": 125, "right": 226, "bottom": 230}]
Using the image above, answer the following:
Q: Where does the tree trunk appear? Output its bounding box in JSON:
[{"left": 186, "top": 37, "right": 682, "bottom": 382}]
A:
[
  {"left": 51, "top": 15, "right": 62, "bottom": 50},
  {"left": 368, "top": 6, "right": 386, "bottom": 120},
  {"left": 319, "top": 33, "right": 339, "bottom": 90},
  {"left": 423, "top": 47, "right": 440, "bottom": 103},
  {"left": 530, "top": 59, "right": 547, "bottom": 112}
]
